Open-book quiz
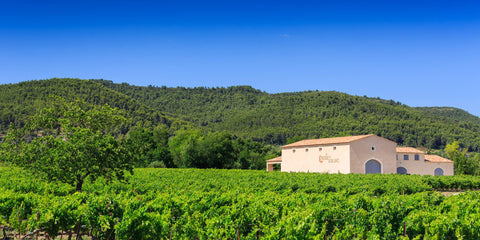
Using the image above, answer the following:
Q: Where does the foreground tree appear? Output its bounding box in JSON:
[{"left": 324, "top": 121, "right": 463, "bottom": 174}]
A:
[{"left": 5, "top": 96, "right": 132, "bottom": 192}]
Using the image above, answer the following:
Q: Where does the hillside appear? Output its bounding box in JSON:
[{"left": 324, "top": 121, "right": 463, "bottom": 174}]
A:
[
  {"left": 0, "top": 78, "right": 191, "bottom": 134},
  {"left": 95, "top": 80, "right": 480, "bottom": 152},
  {"left": 416, "top": 107, "right": 480, "bottom": 125},
  {"left": 1, "top": 79, "right": 479, "bottom": 152}
]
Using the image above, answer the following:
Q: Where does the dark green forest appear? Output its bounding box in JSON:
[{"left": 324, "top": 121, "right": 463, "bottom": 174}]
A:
[
  {"left": 416, "top": 107, "right": 480, "bottom": 125},
  {"left": 0, "top": 78, "right": 191, "bottom": 133},
  {"left": 1, "top": 78, "right": 480, "bottom": 172},
  {"left": 94, "top": 79, "right": 480, "bottom": 151},
  {"left": 0, "top": 78, "right": 278, "bottom": 170}
]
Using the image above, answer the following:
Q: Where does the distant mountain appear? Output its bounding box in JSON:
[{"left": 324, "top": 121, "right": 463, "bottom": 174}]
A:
[
  {"left": 95, "top": 80, "right": 480, "bottom": 152},
  {"left": 416, "top": 107, "right": 480, "bottom": 125},
  {"left": 0, "top": 78, "right": 191, "bottom": 134}
]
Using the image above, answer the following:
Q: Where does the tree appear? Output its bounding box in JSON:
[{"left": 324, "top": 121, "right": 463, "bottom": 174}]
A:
[
  {"left": 4, "top": 96, "right": 133, "bottom": 192},
  {"left": 152, "top": 124, "right": 174, "bottom": 167},
  {"left": 0, "top": 135, "right": 9, "bottom": 166},
  {"left": 232, "top": 137, "right": 278, "bottom": 170},
  {"left": 168, "top": 129, "right": 204, "bottom": 168},
  {"left": 126, "top": 127, "right": 156, "bottom": 167},
  {"left": 125, "top": 125, "right": 173, "bottom": 168},
  {"left": 445, "top": 141, "right": 477, "bottom": 175},
  {"left": 197, "top": 131, "right": 235, "bottom": 169},
  {"left": 445, "top": 141, "right": 463, "bottom": 160},
  {"left": 168, "top": 130, "right": 237, "bottom": 169}
]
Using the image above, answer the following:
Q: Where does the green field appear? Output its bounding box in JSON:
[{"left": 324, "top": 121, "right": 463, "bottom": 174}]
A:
[{"left": 1, "top": 167, "right": 480, "bottom": 239}]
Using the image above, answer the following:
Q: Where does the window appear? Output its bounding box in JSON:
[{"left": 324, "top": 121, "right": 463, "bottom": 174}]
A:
[
  {"left": 414, "top": 154, "right": 419, "bottom": 160},
  {"left": 319, "top": 147, "right": 323, "bottom": 151},
  {"left": 305, "top": 148, "right": 309, "bottom": 152},
  {"left": 397, "top": 167, "right": 408, "bottom": 174},
  {"left": 404, "top": 155, "right": 409, "bottom": 160},
  {"left": 293, "top": 149, "right": 296, "bottom": 153},
  {"left": 396, "top": 154, "right": 398, "bottom": 160},
  {"left": 434, "top": 168, "right": 444, "bottom": 176},
  {"left": 371, "top": 146, "right": 376, "bottom": 151},
  {"left": 333, "top": 146, "right": 337, "bottom": 151}
]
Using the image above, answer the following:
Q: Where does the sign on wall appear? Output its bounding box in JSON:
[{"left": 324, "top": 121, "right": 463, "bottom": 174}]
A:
[{"left": 319, "top": 154, "right": 339, "bottom": 163}]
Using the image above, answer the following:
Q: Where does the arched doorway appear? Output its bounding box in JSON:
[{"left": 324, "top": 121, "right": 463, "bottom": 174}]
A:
[
  {"left": 397, "top": 167, "right": 407, "bottom": 174},
  {"left": 365, "top": 159, "right": 381, "bottom": 174},
  {"left": 434, "top": 168, "right": 444, "bottom": 176}
]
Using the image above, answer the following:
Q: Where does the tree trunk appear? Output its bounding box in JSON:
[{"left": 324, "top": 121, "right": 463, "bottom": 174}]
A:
[
  {"left": 75, "top": 172, "right": 91, "bottom": 192},
  {"left": 75, "top": 178, "right": 84, "bottom": 192}
]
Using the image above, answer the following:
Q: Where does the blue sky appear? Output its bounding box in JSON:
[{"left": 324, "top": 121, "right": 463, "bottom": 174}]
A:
[{"left": 1, "top": 0, "right": 480, "bottom": 116}]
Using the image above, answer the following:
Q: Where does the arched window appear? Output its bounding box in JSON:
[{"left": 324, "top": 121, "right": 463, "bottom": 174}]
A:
[
  {"left": 365, "top": 159, "right": 381, "bottom": 174},
  {"left": 397, "top": 167, "right": 407, "bottom": 174},
  {"left": 434, "top": 168, "right": 444, "bottom": 176}
]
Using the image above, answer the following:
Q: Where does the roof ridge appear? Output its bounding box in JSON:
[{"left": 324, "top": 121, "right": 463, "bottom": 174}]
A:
[
  {"left": 396, "top": 147, "right": 425, "bottom": 154},
  {"left": 424, "top": 154, "right": 454, "bottom": 163},
  {"left": 282, "top": 134, "right": 377, "bottom": 149}
]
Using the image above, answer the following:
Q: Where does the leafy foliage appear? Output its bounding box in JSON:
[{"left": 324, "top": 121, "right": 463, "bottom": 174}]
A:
[
  {"left": 2, "top": 168, "right": 480, "bottom": 239},
  {"left": 2, "top": 78, "right": 480, "bottom": 172},
  {"left": 417, "top": 106, "right": 480, "bottom": 125},
  {"left": 4, "top": 97, "right": 134, "bottom": 191},
  {"left": 3, "top": 78, "right": 480, "bottom": 152},
  {"left": 124, "top": 125, "right": 174, "bottom": 168},
  {"left": 167, "top": 129, "right": 277, "bottom": 169},
  {"left": 0, "top": 78, "right": 191, "bottom": 134},
  {"left": 445, "top": 141, "right": 480, "bottom": 175},
  {"left": 95, "top": 80, "right": 480, "bottom": 152},
  {"left": 0, "top": 79, "right": 279, "bottom": 171}
]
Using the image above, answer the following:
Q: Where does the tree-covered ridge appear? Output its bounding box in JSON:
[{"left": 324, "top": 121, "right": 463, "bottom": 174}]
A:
[
  {"left": 0, "top": 84, "right": 278, "bottom": 170},
  {"left": 95, "top": 80, "right": 480, "bottom": 152},
  {"left": 416, "top": 106, "right": 480, "bottom": 125},
  {"left": 0, "top": 78, "right": 191, "bottom": 133},
  {"left": 2, "top": 78, "right": 480, "bottom": 152}
]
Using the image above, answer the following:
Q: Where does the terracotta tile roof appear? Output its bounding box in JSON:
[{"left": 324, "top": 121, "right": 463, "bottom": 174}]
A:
[
  {"left": 396, "top": 147, "right": 424, "bottom": 154},
  {"left": 282, "top": 134, "right": 376, "bottom": 149},
  {"left": 425, "top": 155, "right": 454, "bottom": 163},
  {"left": 266, "top": 156, "right": 282, "bottom": 163}
]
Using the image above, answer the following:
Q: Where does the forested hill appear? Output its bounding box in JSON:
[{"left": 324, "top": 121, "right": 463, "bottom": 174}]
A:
[
  {"left": 1, "top": 78, "right": 479, "bottom": 152},
  {"left": 94, "top": 80, "right": 480, "bottom": 152},
  {"left": 0, "top": 78, "right": 191, "bottom": 133},
  {"left": 416, "top": 107, "right": 480, "bottom": 125}
]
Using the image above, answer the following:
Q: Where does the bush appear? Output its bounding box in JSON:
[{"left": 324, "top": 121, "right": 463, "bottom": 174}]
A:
[{"left": 148, "top": 161, "right": 166, "bottom": 168}]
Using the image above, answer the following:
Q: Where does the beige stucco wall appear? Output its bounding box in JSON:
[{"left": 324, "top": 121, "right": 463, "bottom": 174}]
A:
[
  {"left": 396, "top": 153, "right": 426, "bottom": 175},
  {"left": 278, "top": 135, "right": 452, "bottom": 176},
  {"left": 281, "top": 144, "right": 351, "bottom": 173},
  {"left": 424, "top": 162, "right": 454, "bottom": 176},
  {"left": 349, "top": 136, "right": 397, "bottom": 174},
  {"left": 396, "top": 153, "right": 453, "bottom": 175}
]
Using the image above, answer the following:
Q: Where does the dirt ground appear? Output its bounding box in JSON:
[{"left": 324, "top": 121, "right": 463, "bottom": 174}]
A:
[{"left": 439, "top": 190, "right": 464, "bottom": 197}]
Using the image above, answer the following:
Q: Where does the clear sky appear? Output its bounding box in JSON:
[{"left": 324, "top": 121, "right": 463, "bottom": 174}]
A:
[{"left": 1, "top": 0, "right": 479, "bottom": 116}]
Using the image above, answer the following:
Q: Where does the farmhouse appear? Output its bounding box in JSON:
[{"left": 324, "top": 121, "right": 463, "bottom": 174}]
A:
[{"left": 266, "top": 134, "right": 454, "bottom": 176}]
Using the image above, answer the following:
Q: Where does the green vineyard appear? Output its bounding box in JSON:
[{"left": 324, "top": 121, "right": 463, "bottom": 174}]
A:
[{"left": 1, "top": 167, "right": 480, "bottom": 239}]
